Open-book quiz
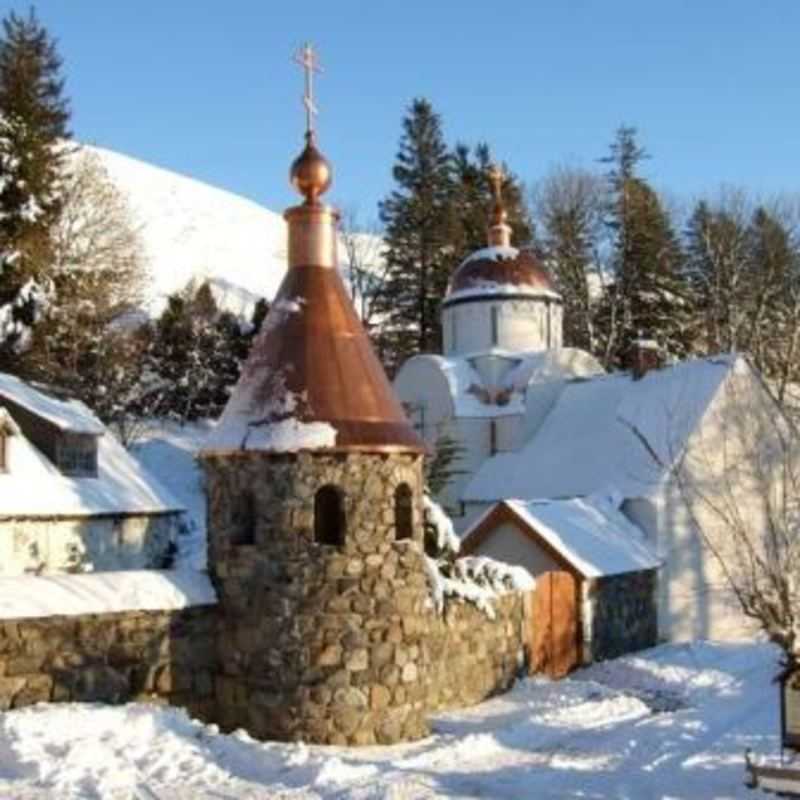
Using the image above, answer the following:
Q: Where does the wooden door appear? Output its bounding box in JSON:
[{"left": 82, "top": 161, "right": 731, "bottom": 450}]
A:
[{"left": 530, "top": 570, "right": 580, "bottom": 679}]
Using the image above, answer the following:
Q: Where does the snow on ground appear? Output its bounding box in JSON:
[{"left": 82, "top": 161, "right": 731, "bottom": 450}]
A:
[
  {"left": 131, "top": 420, "right": 212, "bottom": 571},
  {"left": 0, "top": 642, "right": 780, "bottom": 799}
]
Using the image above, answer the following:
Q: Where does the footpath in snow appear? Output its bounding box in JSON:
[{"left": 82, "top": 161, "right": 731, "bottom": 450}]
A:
[{"left": 0, "top": 641, "right": 780, "bottom": 799}]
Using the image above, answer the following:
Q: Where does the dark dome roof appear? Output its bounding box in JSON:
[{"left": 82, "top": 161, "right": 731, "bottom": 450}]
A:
[{"left": 445, "top": 246, "right": 558, "bottom": 304}]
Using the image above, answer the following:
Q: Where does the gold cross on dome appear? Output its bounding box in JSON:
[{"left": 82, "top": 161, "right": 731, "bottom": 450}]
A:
[
  {"left": 488, "top": 162, "right": 506, "bottom": 202},
  {"left": 292, "top": 42, "right": 322, "bottom": 136}
]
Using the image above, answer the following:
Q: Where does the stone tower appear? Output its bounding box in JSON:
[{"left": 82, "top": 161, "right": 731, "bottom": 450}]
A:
[{"left": 199, "top": 47, "right": 432, "bottom": 745}]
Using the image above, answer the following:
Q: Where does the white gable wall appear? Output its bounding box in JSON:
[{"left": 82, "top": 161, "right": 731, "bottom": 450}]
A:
[
  {"left": 472, "top": 521, "right": 562, "bottom": 576},
  {"left": 628, "top": 363, "right": 776, "bottom": 641}
]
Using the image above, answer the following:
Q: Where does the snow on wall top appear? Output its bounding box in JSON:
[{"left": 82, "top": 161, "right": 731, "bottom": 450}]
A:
[
  {"left": 500, "top": 496, "right": 661, "bottom": 578},
  {"left": 0, "top": 418, "right": 184, "bottom": 517},
  {"left": 0, "top": 569, "right": 216, "bottom": 621},
  {"left": 0, "top": 373, "right": 105, "bottom": 435},
  {"left": 464, "top": 355, "right": 740, "bottom": 502}
]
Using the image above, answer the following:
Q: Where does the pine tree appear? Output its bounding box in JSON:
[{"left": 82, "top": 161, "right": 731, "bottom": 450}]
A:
[
  {"left": 375, "top": 99, "right": 456, "bottom": 372},
  {"left": 596, "top": 127, "right": 694, "bottom": 367},
  {"left": 147, "top": 283, "right": 263, "bottom": 422},
  {"left": 451, "top": 142, "right": 532, "bottom": 257},
  {"left": 0, "top": 8, "right": 69, "bottom": 362},
  {"left": 684, "top": 197, "right": 751, "bottom": 355}
]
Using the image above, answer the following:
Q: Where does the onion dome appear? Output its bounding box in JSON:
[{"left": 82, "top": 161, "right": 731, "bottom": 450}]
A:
[
  {"left": 443, "top": 164, "right": 558, "bottom": 308},
  {"left": 203, "top": 45, "right": 424, "bottom": 455},
  {"left": 445, "top": 246, "right": 557, "bottom": 304}
]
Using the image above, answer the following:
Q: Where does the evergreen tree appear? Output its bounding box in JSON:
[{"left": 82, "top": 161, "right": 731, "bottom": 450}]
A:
[
  {"left": 0, "top": 8, "right": 69, "bottom": 362},
  {"left": 376, "top": 99, "right": 456, "bottom": 372},
  {"left": 596, "top": 127, "right": 694, "bottom": 367},
  {"left": 684, "top": 198, "right": 751, "bottom": 355},
  {"left": 147, "top": 283, "right": 266, "bottom": 422},
  {"left": 451, "top": 142, "right": 532, "bottom": 257}
]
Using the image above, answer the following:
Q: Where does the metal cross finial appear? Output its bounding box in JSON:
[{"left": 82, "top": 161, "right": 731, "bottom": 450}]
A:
[
  {"left": 292, "top": 42, "right": 322, "bottom": 137},
  {"left": 488, "top": 162, "right": 506, "bottom": 203}
]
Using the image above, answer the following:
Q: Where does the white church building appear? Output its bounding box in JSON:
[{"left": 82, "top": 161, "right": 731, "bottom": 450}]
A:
[{"left": 395, "top": 170, "right": 784, "bottom": 643}]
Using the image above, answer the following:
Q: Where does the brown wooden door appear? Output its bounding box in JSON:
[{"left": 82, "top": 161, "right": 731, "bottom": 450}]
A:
[{"left": 530, "top": 570, "right": 580, "bottom": 679}]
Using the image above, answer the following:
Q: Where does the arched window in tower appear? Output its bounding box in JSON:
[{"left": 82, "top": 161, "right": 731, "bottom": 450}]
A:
[
  {"left": 394, "top": 483, "right": 413, "bottom": 541},
  {"left": 314, "top": 484, "right": 346, "bottom": 546},
  {"left": 231, "top": 491, "right": 257, "bottom": 546}
]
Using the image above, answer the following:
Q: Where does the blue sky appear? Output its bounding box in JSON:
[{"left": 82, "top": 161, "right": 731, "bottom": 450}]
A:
[{"left": 15, "top": 1, "right": 800, "bottom": 224}]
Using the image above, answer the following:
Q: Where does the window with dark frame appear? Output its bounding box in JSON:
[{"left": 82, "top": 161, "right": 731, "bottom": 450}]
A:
[
  {"left": 394, "top": 483, "right": 413, "bottom": 541},
  {"left": 57, "top": 433, "right": 98, "bottom": 477},
  {"left": 314, "top": 484, "right": 346, "bottom": 546}
]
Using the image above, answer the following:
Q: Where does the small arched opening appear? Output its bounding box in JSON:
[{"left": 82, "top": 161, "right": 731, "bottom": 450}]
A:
[
  {"left": 231, "top": 491, "right": 256, "bottom": 546},
  {"left": 394, "top": 483, "right": 413, "bottom": 541},
  {"left": 314, "top": 484, "right": 346, "bottom": 546}
]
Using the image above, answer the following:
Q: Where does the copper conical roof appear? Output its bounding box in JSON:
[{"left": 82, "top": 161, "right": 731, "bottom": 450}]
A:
[
  {"left": 203, "top": 60, "right": 423, "bottom": 454},
  {"left": 203, "top": 254, "right": 425, "bottom": 454}
]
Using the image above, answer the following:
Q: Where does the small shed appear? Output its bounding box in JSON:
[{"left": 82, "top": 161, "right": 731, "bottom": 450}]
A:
[{"left": 462, "top": 496, "right": 661, "bottom": 670}]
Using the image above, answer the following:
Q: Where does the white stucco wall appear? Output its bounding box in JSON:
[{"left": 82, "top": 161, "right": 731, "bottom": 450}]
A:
[
  {"left": 627, "top": 366, "right": 780, "bottom": 642},
  {"left": 442, "top": 297, "right": 562, "bottom": 357},
  {"left": 471, "top": 520, "right": 561, "bottom": 576},
  {"left": 0, "top": 513, "right": 180, "bottom": 576}
]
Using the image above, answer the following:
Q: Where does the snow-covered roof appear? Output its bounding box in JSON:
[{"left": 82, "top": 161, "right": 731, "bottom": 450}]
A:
[
  {"left": 401, "top": 349, "right": 604, "bottom": 421},
  {"left": 0, "top": 416, "right": 184, "bottom": 518},
  {"left": 467, "top": 496, "right": 660, "bottom": 578},
  {"left": 464, "top": 355, "right": 742, "bottom": 502},
  {"left": 0, "top": 373, "right": 105, "bottom": 435}
]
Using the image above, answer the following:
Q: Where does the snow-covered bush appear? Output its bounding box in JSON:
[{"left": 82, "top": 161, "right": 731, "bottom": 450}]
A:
[
  {"left": 423, "top": 492, "right": 461, "bottom": 558},
  {"left": 423, "top": 494, "right": 534, "bottom": 618}
]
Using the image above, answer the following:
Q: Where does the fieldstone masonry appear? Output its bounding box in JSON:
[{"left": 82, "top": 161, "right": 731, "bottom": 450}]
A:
[
  {"left": 0, "top": 607, "right": 216, "bottom": 716},
  {"left": 584, "top": 570, "right": 658, "bottom": 663},
  {"left": 203, "top": 450, "right": 434, "bottom": 745}
]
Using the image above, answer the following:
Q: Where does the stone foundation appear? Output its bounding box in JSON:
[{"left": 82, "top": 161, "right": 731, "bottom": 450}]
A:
[{"left": 0, "top": 606, "right": 217, "bottom": 717}]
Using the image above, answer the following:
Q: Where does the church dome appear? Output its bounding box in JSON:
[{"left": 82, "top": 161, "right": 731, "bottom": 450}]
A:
[{"left": 444, "top": 246, "right": 557, "bottom": 306}]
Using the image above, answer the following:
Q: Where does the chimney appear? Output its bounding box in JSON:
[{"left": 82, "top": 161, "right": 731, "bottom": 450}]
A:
[{"left": 629, "top": 338, "right": 661, "bottom": 380}]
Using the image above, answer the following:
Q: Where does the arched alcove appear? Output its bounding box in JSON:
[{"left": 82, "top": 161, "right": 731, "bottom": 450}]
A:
[
  {"left": 314, "top": 484, "right": 346, "bottom": 546},
  {"left": 394, "top": 483, "right": 413, "bottom": 541},
  {"left": 231, "top": 491, "right": 256, "bottom": 546}
]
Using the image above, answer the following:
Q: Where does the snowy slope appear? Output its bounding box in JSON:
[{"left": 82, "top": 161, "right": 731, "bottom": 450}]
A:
[
  {"left": 88, "top": 145, "right": 383, "bottom": 319},
  {"left": 88, "top": 145, "right": 289, "bottom": 317}
]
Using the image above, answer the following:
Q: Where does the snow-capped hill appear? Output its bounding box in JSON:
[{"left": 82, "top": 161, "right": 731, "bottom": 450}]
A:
[{"left": 87, "top": 145, "right": 289, "bottom": 316}]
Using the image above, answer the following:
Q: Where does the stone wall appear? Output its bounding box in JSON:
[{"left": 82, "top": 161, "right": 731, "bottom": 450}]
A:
[
  {"left": 0, "top": 513, "right": 179, "bottom": 576},
  {"left": 585, "top": 570, "right": 658, "bottom": 663},
  {"left": 427, "top": 592, "right": 528, "bottom": 711},
  {"left": 0, "top": 606, "right": 217, "bottom": 718}
]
